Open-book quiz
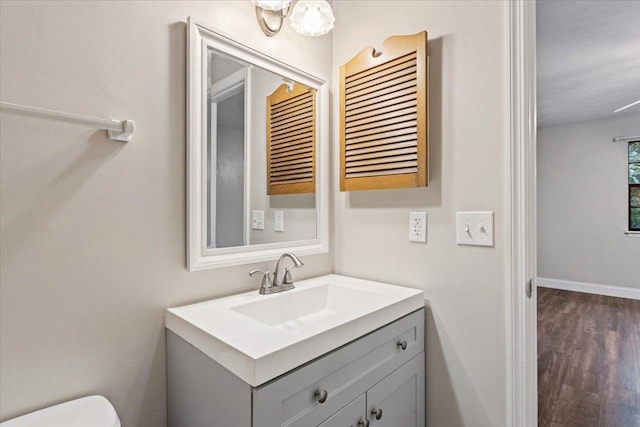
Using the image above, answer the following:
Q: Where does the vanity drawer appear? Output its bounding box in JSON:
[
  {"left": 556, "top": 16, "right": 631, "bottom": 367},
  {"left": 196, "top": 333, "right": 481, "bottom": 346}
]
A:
[{"left": 252, "top": 308, "right": 424, "bottom": 427}]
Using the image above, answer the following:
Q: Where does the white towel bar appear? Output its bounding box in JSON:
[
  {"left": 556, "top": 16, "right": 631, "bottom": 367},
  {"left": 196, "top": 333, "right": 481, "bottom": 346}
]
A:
[{"left": 0, "top": 101, "right": 135, "bottom": 142}]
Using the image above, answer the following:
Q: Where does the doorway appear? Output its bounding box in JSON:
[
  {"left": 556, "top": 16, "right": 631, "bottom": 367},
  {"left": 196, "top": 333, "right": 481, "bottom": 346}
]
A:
[
  {"left": 207, "top": 62, "right": 250, "bottom": 249},
  {"left": 535, "top": 1, "right": 640, "bottom": 425},
  {"left": 209, "top": 86, "right": 246, "bottom": 248}
]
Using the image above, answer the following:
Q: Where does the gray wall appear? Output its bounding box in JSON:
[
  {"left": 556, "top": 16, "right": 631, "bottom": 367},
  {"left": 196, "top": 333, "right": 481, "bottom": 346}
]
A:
[
  {"left": 538, "top": 112, "right": 640, "bottom": 289},
  {"left": 331, "top": 2, "right": 509, "bottom": 426},
  {"left": 0, "top": 2, "right": 332, "bottom": 425}
]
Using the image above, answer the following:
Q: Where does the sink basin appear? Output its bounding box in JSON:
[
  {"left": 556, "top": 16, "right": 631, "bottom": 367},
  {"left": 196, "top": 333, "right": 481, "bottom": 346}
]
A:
[
  {"left": 165, "top": 274, "right": 423, "bottom": 386},
  {"left": 231, "top": 283, "right": 388, "bottom": 332}
]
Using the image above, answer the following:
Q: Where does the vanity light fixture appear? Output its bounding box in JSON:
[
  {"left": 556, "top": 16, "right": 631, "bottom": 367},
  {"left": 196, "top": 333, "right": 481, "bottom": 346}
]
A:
[
  {"left": 251, "top": 0, "right": 291, "bottom": 10},
  {"left": 251, "top": 0, "right": 335, "bottom": 37}
]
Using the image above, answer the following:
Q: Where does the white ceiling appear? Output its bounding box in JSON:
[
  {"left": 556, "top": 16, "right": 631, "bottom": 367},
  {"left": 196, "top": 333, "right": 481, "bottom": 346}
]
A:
[{"left": 536, "top": 0, "right": 640, "bottom": 127}]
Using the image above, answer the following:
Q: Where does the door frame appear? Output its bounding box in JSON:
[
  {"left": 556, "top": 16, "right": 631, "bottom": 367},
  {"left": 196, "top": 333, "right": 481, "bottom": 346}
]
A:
[{"left": 508, "top": 1, "right": 537, "bottom": 426}]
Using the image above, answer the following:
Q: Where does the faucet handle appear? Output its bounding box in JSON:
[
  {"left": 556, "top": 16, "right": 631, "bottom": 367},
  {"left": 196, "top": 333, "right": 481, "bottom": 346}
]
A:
[
  {"left": 282, "top": 265, "right": 300, "bottom": 285},
  {"left": 282, "top": 255, "right": 304, "bottom": 284},
  {"left": 249, "top": 270, "right": 273, "bottom": 290}
]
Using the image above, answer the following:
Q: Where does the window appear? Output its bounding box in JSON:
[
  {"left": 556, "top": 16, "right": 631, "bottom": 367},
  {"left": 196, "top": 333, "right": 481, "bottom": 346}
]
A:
[{"left": 629, "top": 140, "right": 640, "bottom": 231}]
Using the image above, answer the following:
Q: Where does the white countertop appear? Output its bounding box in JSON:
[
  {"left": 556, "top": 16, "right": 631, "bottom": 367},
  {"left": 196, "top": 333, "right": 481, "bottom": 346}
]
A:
[{"left": 165, "top": 274, "right": 424, "bottom": 386}]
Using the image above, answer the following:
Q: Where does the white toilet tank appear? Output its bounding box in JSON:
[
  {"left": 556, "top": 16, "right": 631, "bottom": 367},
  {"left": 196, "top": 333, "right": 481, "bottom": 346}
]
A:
[{"left": 0, "top": 395, "right": 120, "bottom": 427}]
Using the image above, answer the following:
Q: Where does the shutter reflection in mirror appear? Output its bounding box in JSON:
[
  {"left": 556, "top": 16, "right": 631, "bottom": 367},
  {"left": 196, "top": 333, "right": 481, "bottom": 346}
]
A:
[{"left": 267, "top": 82, "right": 316, "bottom": 195}]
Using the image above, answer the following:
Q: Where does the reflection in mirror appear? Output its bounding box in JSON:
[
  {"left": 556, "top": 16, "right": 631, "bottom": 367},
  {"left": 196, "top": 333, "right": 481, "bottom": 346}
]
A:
[
  {"left": 206, "top": 49, "right": 316, "bottom": 249},
  {"left": 188, "top": 18, "right": 328, "bottom": 270}
]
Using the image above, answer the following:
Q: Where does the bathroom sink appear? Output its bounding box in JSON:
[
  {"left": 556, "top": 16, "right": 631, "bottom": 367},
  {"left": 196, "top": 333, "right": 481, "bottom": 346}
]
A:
[
  {"left": 230, "top": 283, "right": 389, "bottom": 332},
  {"left": 165, "top": 274, "right": 424, "bottom": 386}
]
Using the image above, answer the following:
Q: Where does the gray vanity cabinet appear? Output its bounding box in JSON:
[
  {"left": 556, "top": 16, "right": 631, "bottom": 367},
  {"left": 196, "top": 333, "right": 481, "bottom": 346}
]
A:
[
  {"left": 305, "top": 352, "right": 425, "bottom": 427},
  {"left": 318, "top": 395, "right": 366, "bottom": 427},
  {"left": 365, "top": 352, "right": 425, "bottom": 426},
  {"left": 167, "top": 309, "right": 425, "bottom": 427},
  {"left": 312, "top": 352, "right": 425, "bottom": 427}
]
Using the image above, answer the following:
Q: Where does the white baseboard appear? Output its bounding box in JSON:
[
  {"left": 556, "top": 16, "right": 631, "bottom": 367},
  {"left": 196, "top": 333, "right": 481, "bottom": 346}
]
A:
[{"left": 537, "top": 277, "right": 640, "bottom": 301}]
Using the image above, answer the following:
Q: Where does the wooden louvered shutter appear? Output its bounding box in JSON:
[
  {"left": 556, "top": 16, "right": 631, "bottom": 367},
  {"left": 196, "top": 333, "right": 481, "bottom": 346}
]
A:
[
  {"left": 267, "top": 82, "right": 316, "bottom": 195},
  {"left": 340, "top": 32, "right": 428, "bottom": 191}
]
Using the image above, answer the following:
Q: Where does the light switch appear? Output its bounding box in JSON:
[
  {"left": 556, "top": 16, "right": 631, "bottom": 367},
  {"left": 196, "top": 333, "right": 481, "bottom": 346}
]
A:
[
  {"left": 456, "top": 211, "right": 494, "bottom": 247},
  {"left": 252, "top": 210, "right": 264, "bottom": 230}
]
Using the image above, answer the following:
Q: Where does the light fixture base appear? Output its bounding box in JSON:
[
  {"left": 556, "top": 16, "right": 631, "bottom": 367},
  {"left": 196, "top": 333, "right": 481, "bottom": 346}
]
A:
[{"left": 255, "top": 6, "right": 288, "bottom": 37}]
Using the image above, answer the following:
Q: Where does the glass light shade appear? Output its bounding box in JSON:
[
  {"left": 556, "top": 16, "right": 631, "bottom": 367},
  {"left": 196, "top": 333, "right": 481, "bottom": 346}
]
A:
[
  {"left": 250, "top": 0, "right": 291, "bottom": 11},
  {"left": 289, "top": 0, "right": 335, "bottom": 36}
]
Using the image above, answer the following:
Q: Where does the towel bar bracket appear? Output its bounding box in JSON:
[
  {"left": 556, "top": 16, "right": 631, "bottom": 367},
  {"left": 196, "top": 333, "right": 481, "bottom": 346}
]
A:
[{"left": 107, "top": 119, "right": 135, "bottom": 142}]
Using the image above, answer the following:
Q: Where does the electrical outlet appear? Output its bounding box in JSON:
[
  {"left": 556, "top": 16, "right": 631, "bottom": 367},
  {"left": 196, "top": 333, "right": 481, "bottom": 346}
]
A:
[
  {"left": 274, "top": 211, "right": 284, "bottom": 232},
  {"left": 251, "top": 210, "right": 264, "bottom": 230},
  {"left": 409, "top": 211, "right": 427, "bottom": 243},
  {"left": 456, "top": 211, "right": 494, "bottom": 246}
]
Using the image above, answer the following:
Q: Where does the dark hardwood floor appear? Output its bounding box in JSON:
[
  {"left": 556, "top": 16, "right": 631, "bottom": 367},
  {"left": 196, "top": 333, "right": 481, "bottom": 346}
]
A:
[{"left": 538, "top": 287, "right": 640, "bottom": 427}]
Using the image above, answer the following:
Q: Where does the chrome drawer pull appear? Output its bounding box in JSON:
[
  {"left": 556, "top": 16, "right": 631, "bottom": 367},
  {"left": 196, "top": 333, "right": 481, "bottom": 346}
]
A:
[
  {"left": 314, "top": 389, "right": 328, "bottom": 403},
  {"left": 371, "top": 408, "right": 383, "bottom": 420},
  {"left": 397, "top": 340, "right": 408, "bottom": 350},
  {"left": 358, "top": 418, "right": 370, "bottom": 427}
]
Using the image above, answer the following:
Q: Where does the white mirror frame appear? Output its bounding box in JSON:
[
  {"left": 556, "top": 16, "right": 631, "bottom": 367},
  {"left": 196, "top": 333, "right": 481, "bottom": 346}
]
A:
[{"left": 187, "top": 17, "right": 329, "bottom": 271}]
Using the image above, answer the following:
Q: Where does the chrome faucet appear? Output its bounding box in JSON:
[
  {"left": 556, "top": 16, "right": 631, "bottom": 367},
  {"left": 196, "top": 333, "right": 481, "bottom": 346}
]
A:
[
  {"left": 249, "top": 252, "right": 304, "bottom": 295},
  {"left": 274, "top": 252, "right": 303, "bottom": 287}
]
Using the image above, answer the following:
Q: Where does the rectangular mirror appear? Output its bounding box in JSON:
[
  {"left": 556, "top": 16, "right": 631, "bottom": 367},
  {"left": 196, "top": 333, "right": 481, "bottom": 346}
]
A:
[{"left": 188, "top": 18, "right": 329, "bottom": 270}]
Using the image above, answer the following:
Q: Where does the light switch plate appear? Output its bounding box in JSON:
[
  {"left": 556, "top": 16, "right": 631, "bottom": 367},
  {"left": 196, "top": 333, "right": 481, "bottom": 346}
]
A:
[
  {"left": 251, "top": 210, "right": 264, "bottom": 230},
  {"left": 274, "top": 211, "right": 284, "bottom": 232},
  {"left": 409, "top": 211, "right": 427, "bottom": 243},
  {"left": 456, "top": 211, "right": 494, "bottom": 247}
]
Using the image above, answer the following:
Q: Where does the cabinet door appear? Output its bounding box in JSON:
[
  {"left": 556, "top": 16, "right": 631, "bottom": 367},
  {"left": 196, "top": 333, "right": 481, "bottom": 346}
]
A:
[
  {"left": 253, "top": 310, "right": 425, "bottom": 427},
  {"left": 366, "top": 353, "right": 425, "bottom": 427},
  {"left": 318, "top": 394, "right": 366, "bottom": 427}
]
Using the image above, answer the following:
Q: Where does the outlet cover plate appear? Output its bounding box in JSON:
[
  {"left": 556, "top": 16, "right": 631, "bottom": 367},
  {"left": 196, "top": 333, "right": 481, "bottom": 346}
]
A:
[
  {"left": 456, "top": 211, "right": 494, "bottom": 247},
  {"left": 252, "top": 210, "right": 264, "bottom": 230},
  {"left": 274, "top": 211, "right": 284, "bottom": 232},
  {"left": 409, "top": 211, "right": 427, "bottom": 243}
]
